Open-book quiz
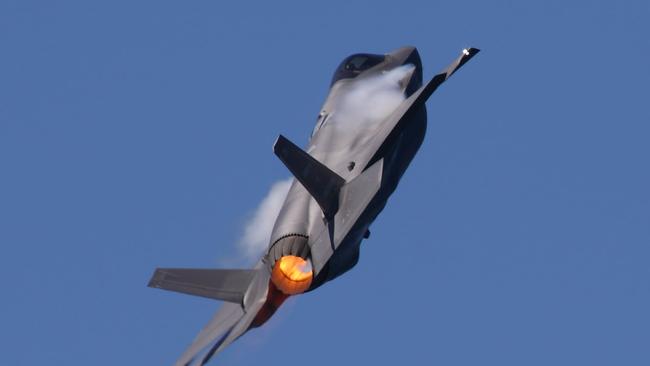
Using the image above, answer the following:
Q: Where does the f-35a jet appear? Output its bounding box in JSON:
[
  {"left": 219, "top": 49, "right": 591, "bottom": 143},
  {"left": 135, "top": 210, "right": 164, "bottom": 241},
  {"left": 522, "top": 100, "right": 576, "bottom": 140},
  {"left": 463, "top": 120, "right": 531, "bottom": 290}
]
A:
[{"left": 149, "top": 46, "right": 479, "bottom": 365}]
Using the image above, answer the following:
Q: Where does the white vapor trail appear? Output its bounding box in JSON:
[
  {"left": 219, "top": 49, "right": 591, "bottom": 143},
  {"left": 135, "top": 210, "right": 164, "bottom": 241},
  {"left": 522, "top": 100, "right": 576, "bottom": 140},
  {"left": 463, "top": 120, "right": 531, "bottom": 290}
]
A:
[{"left": 238, "top": 178, "right": 292, "bottom": 261}]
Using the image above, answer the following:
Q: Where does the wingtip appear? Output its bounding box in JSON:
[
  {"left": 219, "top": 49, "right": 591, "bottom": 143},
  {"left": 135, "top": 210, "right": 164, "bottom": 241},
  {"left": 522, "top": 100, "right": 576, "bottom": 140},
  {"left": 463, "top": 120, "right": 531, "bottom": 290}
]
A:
[
  {"left": 462, "top": 47, "right": 480, "bottom": 57},
  {"left": 273, "top": 134, "right": 287, "bottom": 154},
  {"left": 147, "top": 268, "right": 162, "bottom": 288}
]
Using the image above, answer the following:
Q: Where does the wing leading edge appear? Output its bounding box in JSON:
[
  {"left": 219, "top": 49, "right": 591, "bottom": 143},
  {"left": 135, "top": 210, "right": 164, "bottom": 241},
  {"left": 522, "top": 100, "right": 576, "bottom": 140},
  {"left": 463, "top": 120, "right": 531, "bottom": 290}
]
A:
[{"left": 356, "top": 47, "right": 480, "bottom": 173}]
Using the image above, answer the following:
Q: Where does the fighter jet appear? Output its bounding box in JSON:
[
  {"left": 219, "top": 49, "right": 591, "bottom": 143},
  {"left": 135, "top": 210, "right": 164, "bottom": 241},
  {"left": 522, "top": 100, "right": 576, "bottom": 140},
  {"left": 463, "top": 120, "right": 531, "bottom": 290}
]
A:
[{"left": 148, "top": 46, "right": 479, "bottom": 365}]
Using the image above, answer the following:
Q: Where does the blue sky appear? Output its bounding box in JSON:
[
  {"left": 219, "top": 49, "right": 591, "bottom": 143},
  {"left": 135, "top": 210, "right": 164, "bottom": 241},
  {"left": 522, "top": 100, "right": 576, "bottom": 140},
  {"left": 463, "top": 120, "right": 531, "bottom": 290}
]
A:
[{"left": 1, "top": 1, "right": 649, "bottom": 365}]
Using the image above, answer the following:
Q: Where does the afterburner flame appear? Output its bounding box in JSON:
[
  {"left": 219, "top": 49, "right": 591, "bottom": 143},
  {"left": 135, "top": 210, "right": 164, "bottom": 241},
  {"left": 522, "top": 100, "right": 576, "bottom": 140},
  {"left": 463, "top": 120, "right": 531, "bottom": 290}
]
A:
[{"left": 271, "top": 255, "right": 313, "bottom": 295}]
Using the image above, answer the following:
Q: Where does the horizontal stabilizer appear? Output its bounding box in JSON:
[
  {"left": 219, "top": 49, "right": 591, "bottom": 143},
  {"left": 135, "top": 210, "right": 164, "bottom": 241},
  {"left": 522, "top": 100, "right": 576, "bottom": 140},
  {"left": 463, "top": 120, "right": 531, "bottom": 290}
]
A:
[
  {"left": 274, "top": 134, "right": 345, "bottom": 220},
  {"left": 148, "top": 268, "right": 257, "bottom": 304}
]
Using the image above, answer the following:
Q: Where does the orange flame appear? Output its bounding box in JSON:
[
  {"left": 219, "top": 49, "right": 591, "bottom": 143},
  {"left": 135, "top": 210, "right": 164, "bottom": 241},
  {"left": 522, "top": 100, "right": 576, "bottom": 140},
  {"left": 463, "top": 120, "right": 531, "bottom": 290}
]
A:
[{"left": 271, "top": 255, "right": 313, "bottom": 295}]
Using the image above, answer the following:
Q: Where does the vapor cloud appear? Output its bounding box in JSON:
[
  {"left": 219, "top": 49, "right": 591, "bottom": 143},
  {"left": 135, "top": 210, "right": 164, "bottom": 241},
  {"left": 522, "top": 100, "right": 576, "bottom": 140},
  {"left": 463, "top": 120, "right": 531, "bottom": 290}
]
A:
[
  {"left": 238, "top": 178, "right": 293, "bottom": 261},
  {"left": 333, "top": 64, "right": 414, "bottom": 127}
]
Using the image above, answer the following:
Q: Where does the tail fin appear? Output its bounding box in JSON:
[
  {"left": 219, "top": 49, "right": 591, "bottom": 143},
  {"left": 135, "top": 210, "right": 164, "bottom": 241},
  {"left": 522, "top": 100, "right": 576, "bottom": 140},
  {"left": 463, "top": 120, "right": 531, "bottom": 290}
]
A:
[
  {"left": 273, "top": 134, "right": 345, "bottom": 220},
  {"left": 148, "top": 268, "right": 257, "bottom": 304}
]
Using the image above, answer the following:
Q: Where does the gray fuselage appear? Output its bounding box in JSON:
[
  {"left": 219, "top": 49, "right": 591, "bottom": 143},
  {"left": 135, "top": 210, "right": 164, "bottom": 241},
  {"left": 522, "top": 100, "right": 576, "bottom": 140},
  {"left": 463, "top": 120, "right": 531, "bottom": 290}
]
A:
[{"left": 268, "top": 47, "right": 427, "bottom": 290}]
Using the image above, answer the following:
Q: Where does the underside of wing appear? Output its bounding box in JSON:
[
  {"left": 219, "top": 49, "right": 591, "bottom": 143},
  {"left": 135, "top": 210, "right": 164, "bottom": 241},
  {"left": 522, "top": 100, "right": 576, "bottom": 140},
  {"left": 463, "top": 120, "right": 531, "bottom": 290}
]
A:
[{"left": 355, "top": 47, "right": 480, "bottom": 172}]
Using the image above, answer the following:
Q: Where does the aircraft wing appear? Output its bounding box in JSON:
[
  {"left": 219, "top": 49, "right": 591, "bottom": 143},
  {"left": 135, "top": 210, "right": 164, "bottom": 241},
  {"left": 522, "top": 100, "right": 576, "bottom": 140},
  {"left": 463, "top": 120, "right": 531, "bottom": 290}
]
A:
[{"left": 353, "top": 47, "right": 480, "bottom": 172}]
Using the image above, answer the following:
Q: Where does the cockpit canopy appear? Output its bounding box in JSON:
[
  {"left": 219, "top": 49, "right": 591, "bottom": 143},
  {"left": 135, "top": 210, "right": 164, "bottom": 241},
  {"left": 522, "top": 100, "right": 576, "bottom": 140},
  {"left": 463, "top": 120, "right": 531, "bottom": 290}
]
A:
[{"left": 330, "top": 53, "right": 385, "bottom": 86}]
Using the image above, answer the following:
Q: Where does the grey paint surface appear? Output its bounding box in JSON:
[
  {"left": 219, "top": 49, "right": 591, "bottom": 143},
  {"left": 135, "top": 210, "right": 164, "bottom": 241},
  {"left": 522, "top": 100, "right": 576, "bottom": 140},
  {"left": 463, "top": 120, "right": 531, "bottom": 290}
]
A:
[{"left": 148, "top": 46, "right": 479, "bottom": 365}]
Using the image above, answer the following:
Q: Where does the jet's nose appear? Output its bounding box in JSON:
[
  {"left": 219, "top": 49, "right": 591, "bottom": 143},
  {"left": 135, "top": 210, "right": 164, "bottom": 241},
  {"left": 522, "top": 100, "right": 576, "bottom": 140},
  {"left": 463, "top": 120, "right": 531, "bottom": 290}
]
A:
[
  {"left": 386, "top": 46, "right": 420, "bottom": 66},
  {"left": 386, "top": 46, "right": 422, "bottom": 94}
]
